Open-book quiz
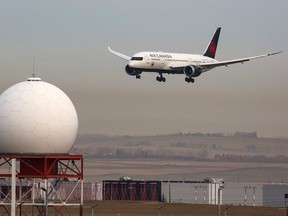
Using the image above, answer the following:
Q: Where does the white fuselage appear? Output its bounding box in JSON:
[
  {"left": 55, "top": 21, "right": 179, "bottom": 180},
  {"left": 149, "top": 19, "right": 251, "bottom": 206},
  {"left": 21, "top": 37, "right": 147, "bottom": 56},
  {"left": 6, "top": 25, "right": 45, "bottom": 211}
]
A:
[{"left": 128, "top": 52, "right": 218, "bottom": 74}]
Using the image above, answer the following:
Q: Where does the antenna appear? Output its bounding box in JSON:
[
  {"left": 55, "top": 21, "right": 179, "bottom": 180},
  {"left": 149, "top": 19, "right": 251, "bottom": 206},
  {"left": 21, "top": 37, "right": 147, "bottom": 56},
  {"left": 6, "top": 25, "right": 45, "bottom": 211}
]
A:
[
  {"left": 27, "top": 58, "right": 41, "bottom": 81},
  {"left": 32, "top": 57, "right": 35, "bottom": 78}
]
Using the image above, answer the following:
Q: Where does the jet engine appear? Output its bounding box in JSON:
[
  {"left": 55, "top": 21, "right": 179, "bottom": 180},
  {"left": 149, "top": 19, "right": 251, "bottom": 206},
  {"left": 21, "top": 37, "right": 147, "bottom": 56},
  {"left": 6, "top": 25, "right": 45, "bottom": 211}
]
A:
[
  {"left": 183, "top": 65, "right": 202, "bottom": 77},
  {"left": 125, "top": 65, "right": 141, "bottom": 76}
]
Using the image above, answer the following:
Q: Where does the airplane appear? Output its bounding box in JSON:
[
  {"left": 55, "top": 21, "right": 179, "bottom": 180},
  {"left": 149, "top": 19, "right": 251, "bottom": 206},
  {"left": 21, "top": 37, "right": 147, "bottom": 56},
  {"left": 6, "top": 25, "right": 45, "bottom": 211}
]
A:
[{"left": 108, "top": 27, "right": 282, "bottom": 83}]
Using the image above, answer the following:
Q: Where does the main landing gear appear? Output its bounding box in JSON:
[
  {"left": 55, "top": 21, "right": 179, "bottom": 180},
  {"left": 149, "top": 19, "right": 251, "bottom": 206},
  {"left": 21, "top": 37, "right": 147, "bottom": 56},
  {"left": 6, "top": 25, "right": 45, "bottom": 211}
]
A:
[
  {"left": 136, "top": 74, "right": 141, "bottom": 79},
  {"left": 156, "top": 73, "right": 166, "bottom": 82},
  {"left": 185, "top": 77, "right": 195, "bottom": 83}
]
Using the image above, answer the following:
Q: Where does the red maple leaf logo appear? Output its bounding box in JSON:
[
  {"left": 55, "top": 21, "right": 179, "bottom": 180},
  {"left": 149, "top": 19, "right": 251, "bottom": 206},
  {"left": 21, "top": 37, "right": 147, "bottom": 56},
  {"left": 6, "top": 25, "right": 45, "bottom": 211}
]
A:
[{"left": 209, "top": 42, "right": 217, "bottom": 56}]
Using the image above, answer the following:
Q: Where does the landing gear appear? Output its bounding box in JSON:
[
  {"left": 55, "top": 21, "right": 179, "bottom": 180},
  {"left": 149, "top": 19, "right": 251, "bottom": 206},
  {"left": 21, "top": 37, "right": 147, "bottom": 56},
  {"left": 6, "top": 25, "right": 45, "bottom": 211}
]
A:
[
  {"left": 185, "top": 77, "right": 195, "bottom": 83},
  {"left": 136, "top": 74, "right": 141, "bottom": 79},
  {"left": 156, "top": 73, "right": 166, "bottom": 82}
]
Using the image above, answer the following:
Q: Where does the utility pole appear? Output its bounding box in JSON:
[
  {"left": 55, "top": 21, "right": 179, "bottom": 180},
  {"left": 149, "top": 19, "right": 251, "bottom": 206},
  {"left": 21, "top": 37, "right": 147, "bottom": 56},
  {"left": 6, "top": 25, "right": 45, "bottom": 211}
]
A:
[
  {"left": 218, "top": 185, "right": 225, "bottom": 216},
  {"left": 158, "top": 204, "right": 166, "bottom": 216},
  {"left": 224, "top": 204, "right": 233, "bottom": 216},
  {"left": 194, "top": 186, "right": 198, "bottom": 204}
]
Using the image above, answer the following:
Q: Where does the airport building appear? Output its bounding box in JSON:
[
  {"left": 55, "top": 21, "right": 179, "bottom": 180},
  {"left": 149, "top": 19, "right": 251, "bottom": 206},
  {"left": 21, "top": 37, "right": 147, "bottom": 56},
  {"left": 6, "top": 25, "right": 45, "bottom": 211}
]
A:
[
  {"left": 102, "top": 180, "right": 161, "bottom": 201},
  {"left": 162, "top": 178, "right": 224, "bottom": 204},
  {"left": 1, "top": 178, "right": 288, "bottom": 207},
  {"left": 223, "top": 182, "right": 288, "bottom": 207}
]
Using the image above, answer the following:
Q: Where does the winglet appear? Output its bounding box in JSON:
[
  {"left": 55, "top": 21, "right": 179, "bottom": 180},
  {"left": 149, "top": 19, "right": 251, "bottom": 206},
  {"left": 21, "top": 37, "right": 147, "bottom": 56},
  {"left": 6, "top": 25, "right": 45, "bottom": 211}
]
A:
[
  {"left": 248, "top": 50, "right": 284, "bottom": 60},
  {"left": 203, "top": 27, "right": 221, "bottom": 59},
  {"left": 267, "top": 50, "right": 284, "bottom": 56},
  {"left": 108, "top": 46, "right": 131, "bottom": 61}
]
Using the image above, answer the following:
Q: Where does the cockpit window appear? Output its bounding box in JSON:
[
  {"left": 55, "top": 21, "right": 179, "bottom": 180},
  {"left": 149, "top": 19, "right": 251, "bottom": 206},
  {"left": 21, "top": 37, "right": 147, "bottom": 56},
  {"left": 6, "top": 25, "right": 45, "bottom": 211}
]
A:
[{"left": 131, "top": 57, "right": 143, "bottom": 61}]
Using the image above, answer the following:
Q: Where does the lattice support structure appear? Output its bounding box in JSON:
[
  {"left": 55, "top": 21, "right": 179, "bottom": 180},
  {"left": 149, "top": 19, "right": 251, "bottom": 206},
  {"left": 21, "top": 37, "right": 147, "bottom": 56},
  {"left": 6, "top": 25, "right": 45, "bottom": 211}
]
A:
[
  {"left": 140, "top": 182, "right": 147, "bottom": 201},
  {"left": 120, "top": 182, "right": 127, "bottom": 200},
  {"left": 0, "top": 154, "right": 83, "bottom": 216},
  {"left": 129, "top": 182, "right": 137, "bottom": 201},
  {"left": 112, "top": 182, "right": 119, "bottom": 200},
  {"left": 103, "top": 180, "right": 161, "bottom": 202},
  {"left": 150, "top": 183, "right": 158, "bottom": 201}
]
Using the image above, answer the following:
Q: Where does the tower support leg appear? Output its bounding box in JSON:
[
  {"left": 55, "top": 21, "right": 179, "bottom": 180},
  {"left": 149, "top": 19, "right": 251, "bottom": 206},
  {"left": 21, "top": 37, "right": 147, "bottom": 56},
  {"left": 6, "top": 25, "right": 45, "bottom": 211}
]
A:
[{"left": 11, "top": 158, "right": 16, "bottom": 216}]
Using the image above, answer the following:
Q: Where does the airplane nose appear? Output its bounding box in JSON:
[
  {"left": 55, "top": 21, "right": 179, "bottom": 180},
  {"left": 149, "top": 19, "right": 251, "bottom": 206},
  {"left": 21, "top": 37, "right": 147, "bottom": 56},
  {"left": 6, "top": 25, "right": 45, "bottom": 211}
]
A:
[{"left": 128, "top": 61, "right": 135, "bottom": 67}]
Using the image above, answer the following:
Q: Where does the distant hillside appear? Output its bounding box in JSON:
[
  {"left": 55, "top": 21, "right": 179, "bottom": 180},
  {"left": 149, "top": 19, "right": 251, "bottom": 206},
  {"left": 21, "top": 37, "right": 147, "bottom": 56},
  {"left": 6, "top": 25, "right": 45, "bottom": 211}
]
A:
[{"left": 72, "top": 133, "right": 288, "bottom": 163}]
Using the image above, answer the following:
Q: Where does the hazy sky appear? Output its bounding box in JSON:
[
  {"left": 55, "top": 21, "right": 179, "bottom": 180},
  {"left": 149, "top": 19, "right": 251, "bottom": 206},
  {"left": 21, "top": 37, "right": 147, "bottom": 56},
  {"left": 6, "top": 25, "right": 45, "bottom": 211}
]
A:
[{"left": 0, "top": 0, "right": 287, "bottom": 137}]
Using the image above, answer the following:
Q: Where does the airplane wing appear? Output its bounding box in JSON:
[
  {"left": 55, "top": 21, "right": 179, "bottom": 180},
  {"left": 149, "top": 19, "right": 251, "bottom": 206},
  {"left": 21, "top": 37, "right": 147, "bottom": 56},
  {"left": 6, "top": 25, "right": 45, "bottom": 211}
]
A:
[
  {"left": 108, "top": 47, "right": 131, "bottom": 61},
  {"left": 169, "top": 51, "right": 283, "bottom": 72},
  {"left": 199, "top": 51, "right": 283, "bottom": 70}
]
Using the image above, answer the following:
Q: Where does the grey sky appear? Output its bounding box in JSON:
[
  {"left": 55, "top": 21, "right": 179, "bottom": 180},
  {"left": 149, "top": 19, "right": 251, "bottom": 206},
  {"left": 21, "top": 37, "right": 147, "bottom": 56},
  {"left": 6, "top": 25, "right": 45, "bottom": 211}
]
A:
[{"left": 0, "top": 0, "right": 287, "bottom": 137}]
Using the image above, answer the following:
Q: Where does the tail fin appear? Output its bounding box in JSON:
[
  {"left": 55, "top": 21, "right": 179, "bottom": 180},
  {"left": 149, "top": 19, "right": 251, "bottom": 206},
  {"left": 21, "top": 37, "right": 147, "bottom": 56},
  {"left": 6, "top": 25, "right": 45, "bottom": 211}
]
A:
[{"left": 203, "top": 27, "right": 221, "bottom": 59}]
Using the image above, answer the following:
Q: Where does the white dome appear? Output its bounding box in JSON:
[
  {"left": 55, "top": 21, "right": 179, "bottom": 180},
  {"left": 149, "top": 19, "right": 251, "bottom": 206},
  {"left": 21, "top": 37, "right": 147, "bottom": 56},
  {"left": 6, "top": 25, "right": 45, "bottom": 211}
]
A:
[{"left": 0, "top": 79, "right": 78, "bottom": 154}]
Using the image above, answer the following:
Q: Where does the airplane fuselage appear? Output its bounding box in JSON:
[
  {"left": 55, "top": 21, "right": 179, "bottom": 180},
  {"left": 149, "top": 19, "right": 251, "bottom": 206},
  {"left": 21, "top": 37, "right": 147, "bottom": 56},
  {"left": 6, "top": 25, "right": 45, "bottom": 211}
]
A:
[{"left": 128, "top": 52, "right": 218, "bottom": 74}]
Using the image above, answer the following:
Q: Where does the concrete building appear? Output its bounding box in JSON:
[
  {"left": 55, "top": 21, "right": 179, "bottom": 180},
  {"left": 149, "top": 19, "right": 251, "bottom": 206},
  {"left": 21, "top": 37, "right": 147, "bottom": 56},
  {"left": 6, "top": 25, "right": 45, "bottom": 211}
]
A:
[
  {"left": 162, "top": 178, "right": 224, "bottom": 204},
  {"left": 223, "top": 182, "right": 288, "bottom": 207}
]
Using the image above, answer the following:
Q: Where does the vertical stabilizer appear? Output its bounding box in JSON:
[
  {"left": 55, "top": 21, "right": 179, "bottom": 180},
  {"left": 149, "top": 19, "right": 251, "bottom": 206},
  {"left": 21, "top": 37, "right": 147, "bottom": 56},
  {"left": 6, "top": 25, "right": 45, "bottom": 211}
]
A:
[{"left": 203, "top": 27, "right": 221, "bottom": 59}]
